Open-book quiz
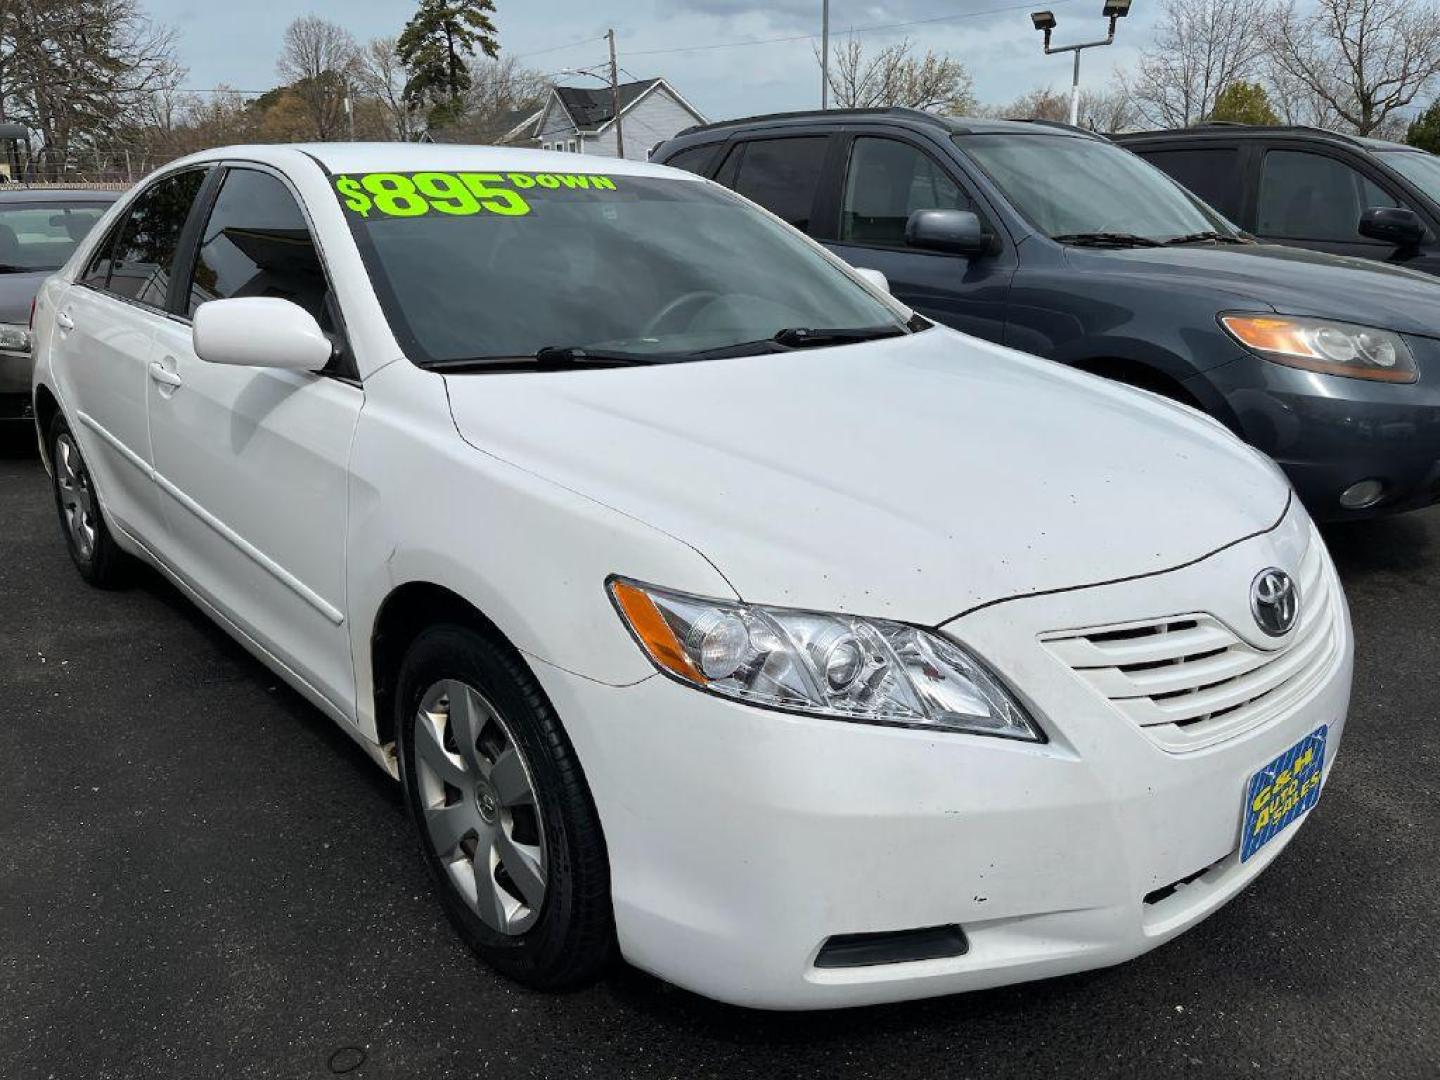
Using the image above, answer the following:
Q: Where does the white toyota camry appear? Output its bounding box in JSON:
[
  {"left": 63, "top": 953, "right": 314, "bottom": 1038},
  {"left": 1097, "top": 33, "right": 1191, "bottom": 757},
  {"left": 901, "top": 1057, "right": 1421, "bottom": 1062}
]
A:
[{"left": 31, "top": 144, "right": 1351, "bottom": 1009}]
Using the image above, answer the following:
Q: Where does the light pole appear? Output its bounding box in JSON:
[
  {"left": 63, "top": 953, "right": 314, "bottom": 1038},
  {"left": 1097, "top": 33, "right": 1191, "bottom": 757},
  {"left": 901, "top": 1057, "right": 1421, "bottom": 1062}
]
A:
[
  {"left": 1030, "top": 1, "right": 1131, "bottom": 127},
  {"left": 821, "top": 0, "right": 830, "bottom": 109}
]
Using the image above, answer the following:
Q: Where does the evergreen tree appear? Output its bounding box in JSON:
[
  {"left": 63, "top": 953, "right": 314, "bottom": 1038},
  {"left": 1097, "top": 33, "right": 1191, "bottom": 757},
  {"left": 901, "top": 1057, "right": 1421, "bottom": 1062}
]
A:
[
  {"left": 1207, "top": 81, "right": 1280, "bottom": 125},
  {"left": 1406, "top": 101, "right": 1440, "bottom": 153},
  {"left": 397, "top": 0, "right": 500, "bottom": 127}
]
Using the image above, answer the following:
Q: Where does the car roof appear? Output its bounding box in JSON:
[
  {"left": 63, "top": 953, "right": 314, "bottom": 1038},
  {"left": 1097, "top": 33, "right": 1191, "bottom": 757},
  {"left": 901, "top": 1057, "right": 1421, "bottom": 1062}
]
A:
[
  {"left": 1115, "top": 124, "right": 1415, "bottom": 153},
  {"left": 0, "top": 187, "right": 121, "bottom": 202},
  {"left": 264, "top": 142, "right": 701, "bottom": 180},
  {"left": 668, "top": 107, "right": 1095, "bottom": 143}
]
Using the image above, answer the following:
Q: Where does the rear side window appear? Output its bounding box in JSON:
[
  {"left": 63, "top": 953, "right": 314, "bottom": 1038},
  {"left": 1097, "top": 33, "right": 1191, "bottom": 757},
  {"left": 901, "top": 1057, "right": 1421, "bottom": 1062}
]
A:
[
  {"left": 841, "top": 137, "right": 970, "bottom": 246},
  {"left": 1257, "top": 149, "right": 1397, "bottom": 241},
  {"left": 186, "top": 168, "right": 329, "bottom": 325},
  {"left": 1138, "top": 148, "right": 1243, "bottom": 222},
  {"left": 104, "top": 169, "right": 207, "bottom": 307},
  {"left": 728, "top": 137, "right": 829, "bottom": 232},
  {"left": 663, "top": 144, "right": 720, "bottom": 177}
]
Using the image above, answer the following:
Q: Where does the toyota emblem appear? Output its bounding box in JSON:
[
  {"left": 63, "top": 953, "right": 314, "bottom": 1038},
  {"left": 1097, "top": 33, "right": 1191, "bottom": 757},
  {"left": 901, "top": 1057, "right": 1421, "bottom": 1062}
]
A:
[{"left": 1250, "top": 568, "right": 1299, "bottom": 637}]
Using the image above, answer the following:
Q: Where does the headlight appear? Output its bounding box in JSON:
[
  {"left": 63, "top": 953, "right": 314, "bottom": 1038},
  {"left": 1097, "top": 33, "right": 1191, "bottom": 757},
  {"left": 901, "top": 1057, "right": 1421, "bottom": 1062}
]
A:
[
  {"left": 0, "top": 322, "right": 31, "bottom": 354},
  {"left": 1220, "top": 314, "right": 1416, "bottom": 383},
  {"left": 608, "top": 579, "right": 1043, "bottom": 741}
]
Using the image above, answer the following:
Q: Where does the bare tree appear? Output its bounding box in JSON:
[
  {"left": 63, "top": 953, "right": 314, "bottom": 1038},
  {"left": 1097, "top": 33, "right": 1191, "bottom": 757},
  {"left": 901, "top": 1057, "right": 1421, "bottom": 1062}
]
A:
[
  {"left": 819, "top": 37, "right": 975, "bottom": 113},
  {"left": 1126, "top": 0, "right": 1270, "bottom": 126},
  {"left": 1265, "top": 0, "right": 1440, "bottom": 135},
  {"left": 425, "top": 55, "right": 550, "bottom": 143},
  {"left": 276, "top": 15, "right": 358, "bottom": 140},
  {"left": 1, "top": 0, "right": 179, "bottom": 176},
  {"left": 988, "top": 83, "right": 1138, "bottom": 132},
  {"left": 356, "top": 36, "right": 422, "bottom": 141}
]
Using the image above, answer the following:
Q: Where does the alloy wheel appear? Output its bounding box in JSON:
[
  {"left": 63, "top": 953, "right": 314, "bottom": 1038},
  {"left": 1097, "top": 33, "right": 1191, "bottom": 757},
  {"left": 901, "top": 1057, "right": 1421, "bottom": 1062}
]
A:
[
  {"left": 54, "top": 433, "right": 97, "bottom": 562},
  {"left": 413, "top": 679, "right": 548, "bottom": 936}
]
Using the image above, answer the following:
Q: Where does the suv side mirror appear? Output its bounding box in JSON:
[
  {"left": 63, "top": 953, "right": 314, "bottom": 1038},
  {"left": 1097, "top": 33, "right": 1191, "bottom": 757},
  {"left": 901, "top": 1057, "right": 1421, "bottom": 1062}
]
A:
[
  {"left": 1358, "top": 206, "right": 1425, "bottom": 250},
  {"left": 193, "top": 297, "right": 333, "bottom": 371},
  {"left": 905, "top": 209, "right": 991, "bottom": 257}
]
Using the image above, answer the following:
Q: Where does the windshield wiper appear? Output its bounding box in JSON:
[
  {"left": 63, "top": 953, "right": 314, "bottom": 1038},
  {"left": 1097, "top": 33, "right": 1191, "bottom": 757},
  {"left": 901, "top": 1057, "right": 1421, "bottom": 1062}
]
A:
[
  {"left": 1162, "top": 231, "right": 1250, "bottom": 246},
  {"left": 771, "top": 325, "right": 907, "bottom": 348},
  {"left": 1052, "top": 232, "right": 1163, "bottom": 248},
  {"left": 0, "top": 263, "right": 33, "bottom": 273},
  {"left": 427, "top": 345, "right": 667, "bottom": 373}
]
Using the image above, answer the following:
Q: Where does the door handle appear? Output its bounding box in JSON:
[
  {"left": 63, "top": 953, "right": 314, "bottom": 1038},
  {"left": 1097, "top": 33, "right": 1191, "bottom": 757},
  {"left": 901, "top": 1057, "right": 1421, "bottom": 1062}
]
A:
[
  {"left": 55, "top": 311, "right": 74, "bottom": 331},
  {"left": 148, "top": 361, "right": 183, "bottom": 388}
]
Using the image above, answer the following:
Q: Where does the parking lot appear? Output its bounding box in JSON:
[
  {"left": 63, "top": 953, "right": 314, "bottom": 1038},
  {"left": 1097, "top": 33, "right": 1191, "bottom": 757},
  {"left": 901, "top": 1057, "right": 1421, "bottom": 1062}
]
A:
[{"left": 1, "top": 422, "right": 1436, "bottom": 1080}]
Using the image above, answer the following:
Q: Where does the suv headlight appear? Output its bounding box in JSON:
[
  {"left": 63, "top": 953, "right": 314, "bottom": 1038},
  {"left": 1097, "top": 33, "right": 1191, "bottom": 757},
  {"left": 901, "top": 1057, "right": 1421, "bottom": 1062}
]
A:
[
  {"left": 608, "top": 579, "right": 1042, "bottom": 741},
  {"left": 0, "top": 322, "right": 31, "bottom": 355},
  {"left": 1220, "top": 314, "right": 1416, "bottom": 383}
]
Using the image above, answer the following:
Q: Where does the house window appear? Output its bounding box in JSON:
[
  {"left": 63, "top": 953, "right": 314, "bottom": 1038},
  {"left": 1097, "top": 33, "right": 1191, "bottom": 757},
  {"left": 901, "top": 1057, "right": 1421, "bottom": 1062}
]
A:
[{"left": 568, "top": 140, "right": 578, "bottom": 154}]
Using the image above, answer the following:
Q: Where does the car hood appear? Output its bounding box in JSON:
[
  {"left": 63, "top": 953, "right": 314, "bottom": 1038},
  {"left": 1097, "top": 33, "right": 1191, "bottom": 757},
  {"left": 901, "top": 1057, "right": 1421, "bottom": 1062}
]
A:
[
  {"left": 0, "top": 270, "right": 48, "bottom": 324},
  {"left": 1064, "top": 242, "right": 1440, "bottom": 338},
  {"left": 443, "top": 328, "right": 1289, "bottom": 624}
]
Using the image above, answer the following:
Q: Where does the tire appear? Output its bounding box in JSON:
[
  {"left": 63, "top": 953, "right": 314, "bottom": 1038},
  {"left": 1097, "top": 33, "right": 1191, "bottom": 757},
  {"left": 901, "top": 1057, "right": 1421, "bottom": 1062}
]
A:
[
  {"left": 395, "top": 624, "right": 614, "bottom": 990},
  {"left": 47, "top": 413, "right": 128, "bottom": 588}
]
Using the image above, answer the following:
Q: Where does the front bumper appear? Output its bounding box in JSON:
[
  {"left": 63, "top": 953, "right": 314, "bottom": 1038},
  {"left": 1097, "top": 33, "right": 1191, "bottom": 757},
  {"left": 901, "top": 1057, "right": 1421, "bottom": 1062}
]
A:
[
  {"left": 1, "top": 349, "right": 34, "bottom": 420},
  {"left": 1202, "top": 343, "right": 1440, "bottom": 521},
  {"left": 535, "top": 511, "right": 1353, "bottom": 1009}
]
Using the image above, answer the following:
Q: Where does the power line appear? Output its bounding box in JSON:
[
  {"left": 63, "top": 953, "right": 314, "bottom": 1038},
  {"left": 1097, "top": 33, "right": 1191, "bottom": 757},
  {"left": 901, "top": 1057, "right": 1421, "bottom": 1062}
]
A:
[{"left": 513, "top": 34, "right": 606, "bottom": 60}]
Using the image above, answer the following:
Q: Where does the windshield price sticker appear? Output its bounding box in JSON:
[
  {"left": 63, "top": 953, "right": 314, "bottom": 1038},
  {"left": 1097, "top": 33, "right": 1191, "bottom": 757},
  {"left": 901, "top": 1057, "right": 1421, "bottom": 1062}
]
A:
[{"left": 334, "top": 171, "right": 618, "bottom": 219}]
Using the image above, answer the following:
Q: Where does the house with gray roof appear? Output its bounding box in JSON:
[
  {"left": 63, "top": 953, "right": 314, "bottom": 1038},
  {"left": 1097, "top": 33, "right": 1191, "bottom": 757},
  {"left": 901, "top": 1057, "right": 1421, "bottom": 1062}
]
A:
[{"left": 534, "top": 78, "right": 706, "bottom": 160}]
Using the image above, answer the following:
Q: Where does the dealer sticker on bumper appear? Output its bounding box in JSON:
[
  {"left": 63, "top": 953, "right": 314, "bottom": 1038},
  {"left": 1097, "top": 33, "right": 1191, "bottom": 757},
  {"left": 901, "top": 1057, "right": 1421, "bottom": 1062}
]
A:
[{"left": 1241, "top": 725, "right": 1328, "bottom": 863}]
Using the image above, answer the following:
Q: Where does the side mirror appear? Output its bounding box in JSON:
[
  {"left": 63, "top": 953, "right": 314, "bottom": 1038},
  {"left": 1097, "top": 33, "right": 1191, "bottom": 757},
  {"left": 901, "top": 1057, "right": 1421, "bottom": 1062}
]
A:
[
  {"left": 192, "top": 297, "right": 333, "bottom": 371},
  {"left": 853, "top": 267, "right": 890, "bottom": 294},
  {"left": 905, "top": 209, "right": 991, "bottom": 257},
  {"left": 1358, "top": 206, "right": 1425, "bottom": 250}
]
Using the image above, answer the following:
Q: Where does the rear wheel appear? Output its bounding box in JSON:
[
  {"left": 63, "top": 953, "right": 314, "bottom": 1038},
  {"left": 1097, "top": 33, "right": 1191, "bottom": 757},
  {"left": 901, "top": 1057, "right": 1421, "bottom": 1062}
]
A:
[
  {"left": 48, "top": 414, "right": 127, "bottom": 587},
  {"left": 396, "top": 625, "right": 614, "bottom": 989}
]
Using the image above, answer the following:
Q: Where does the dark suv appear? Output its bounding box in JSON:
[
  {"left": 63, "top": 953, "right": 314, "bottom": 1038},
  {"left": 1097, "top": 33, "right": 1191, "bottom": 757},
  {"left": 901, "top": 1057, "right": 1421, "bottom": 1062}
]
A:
[
  {"left": 653, "top": 109, "right": 1440, "bottom": 520},
  {"left": 1116, "top": 125, "right": 1440, "bottom": 275}
]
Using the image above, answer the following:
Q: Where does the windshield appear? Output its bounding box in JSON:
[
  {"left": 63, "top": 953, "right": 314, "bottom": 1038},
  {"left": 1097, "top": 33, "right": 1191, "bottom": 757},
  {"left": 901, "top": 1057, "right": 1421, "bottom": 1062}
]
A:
[
  {"left": 1377, "top": 150, "right": 1440, "bottom": 204},
  {"left": 956, "top": 134, "right": 1235, "bottom": 242},
  {"left": 335, "top": 169, "right": 906, "bottom": 367},
  {"left": 0, "top": 200, "right": 109, "bottom": 272}
]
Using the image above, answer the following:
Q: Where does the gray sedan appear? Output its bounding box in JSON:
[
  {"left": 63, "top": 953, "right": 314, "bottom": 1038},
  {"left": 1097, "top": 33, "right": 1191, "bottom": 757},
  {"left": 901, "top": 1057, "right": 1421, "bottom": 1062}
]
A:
[{"left": 0, "top": 188, "right": 117, "bottom": 422}]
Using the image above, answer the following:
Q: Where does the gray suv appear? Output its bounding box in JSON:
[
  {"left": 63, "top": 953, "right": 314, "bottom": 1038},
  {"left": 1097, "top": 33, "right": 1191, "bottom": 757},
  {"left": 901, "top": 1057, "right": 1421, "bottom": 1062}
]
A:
[{"left": 653, "top": 109, "right": 1440, "bottom": 521}]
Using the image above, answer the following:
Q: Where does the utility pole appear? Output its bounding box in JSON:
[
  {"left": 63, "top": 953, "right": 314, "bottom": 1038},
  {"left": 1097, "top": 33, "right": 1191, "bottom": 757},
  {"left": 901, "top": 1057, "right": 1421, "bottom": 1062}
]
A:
[
  {"left": 821, "top": 0, "right": 830, "bottom": 109},
  {"left": 607, "top": 28, "right": 625, "bottom": 160}
]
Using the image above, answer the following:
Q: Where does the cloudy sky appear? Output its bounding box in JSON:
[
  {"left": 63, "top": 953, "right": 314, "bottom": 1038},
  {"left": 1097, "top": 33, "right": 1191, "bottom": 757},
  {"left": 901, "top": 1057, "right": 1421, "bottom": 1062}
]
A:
[{"left": 146, "top": 0, "right": 1166, "bottom": 118}]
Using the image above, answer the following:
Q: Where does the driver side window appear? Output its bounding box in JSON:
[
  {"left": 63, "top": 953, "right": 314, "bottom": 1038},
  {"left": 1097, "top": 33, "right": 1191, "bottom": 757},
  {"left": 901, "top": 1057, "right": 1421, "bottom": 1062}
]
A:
[
  {"left": 1257, "top": 149, "right": 1398, "bottom": 242},
  {"left": 841, "top": 137, "right": 970, "bottom": 247}
]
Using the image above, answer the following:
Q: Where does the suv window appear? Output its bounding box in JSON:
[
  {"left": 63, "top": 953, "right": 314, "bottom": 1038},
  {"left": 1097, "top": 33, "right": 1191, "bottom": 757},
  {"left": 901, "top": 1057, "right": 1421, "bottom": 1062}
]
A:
[
  {"left": 187, "top": 168, "right": 329, "bottom": 325},
  {"left": 1136, "top": 147, "right": 1242, "bottom": 222},
  {"left": 1257, "top": 149, "right": 1397, "bottom": 242},
  {"left": 104, "top": 169, "right": 207, "bottom": 307},
  {"left": 727, "top": 137, "right": 829, "bottom": 231},
  {"left": 841, "top": 137, "right": 969, "bottom": 246},
  {"left": 663, "top": 144, "right": 720, "bottom": 177}
]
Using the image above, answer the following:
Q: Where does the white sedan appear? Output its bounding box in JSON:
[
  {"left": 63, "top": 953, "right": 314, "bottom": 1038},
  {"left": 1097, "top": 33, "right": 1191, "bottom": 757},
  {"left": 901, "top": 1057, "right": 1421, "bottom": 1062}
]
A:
[{"left": 30, "top": 145, "right": 1351, "bottom": 1009}]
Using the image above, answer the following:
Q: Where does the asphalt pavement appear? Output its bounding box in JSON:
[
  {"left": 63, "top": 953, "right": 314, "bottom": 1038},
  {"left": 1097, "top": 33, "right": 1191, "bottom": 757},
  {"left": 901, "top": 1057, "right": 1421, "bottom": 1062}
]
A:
[{"left": 1, "top": 424, "right": 1437, "bottom": 1080}]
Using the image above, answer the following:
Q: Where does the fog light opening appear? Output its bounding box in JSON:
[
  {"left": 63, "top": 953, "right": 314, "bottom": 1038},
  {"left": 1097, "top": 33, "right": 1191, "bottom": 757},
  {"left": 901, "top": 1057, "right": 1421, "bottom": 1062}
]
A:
[
  {"left": 814, "top": 925, "right": 969, "bottom": 969},
  {"left": 1339, "top": 479, "right": 1386, "bottom": 510}
]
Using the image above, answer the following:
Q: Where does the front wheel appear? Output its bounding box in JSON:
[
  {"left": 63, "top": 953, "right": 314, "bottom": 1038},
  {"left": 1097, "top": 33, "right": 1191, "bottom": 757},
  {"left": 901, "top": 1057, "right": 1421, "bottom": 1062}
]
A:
[
  {"left": 396, "top": 625, "right": 614, "bottom": 990},
  {"left": 47, "top": 414, "right": 128, "bottom": 587}
]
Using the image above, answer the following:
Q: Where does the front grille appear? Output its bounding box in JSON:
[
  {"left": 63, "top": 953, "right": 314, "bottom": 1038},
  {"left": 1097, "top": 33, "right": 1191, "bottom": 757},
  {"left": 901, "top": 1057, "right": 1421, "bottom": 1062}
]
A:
[{"left": 1043, "top": 528, "right": 1342, "bottom": 752}]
